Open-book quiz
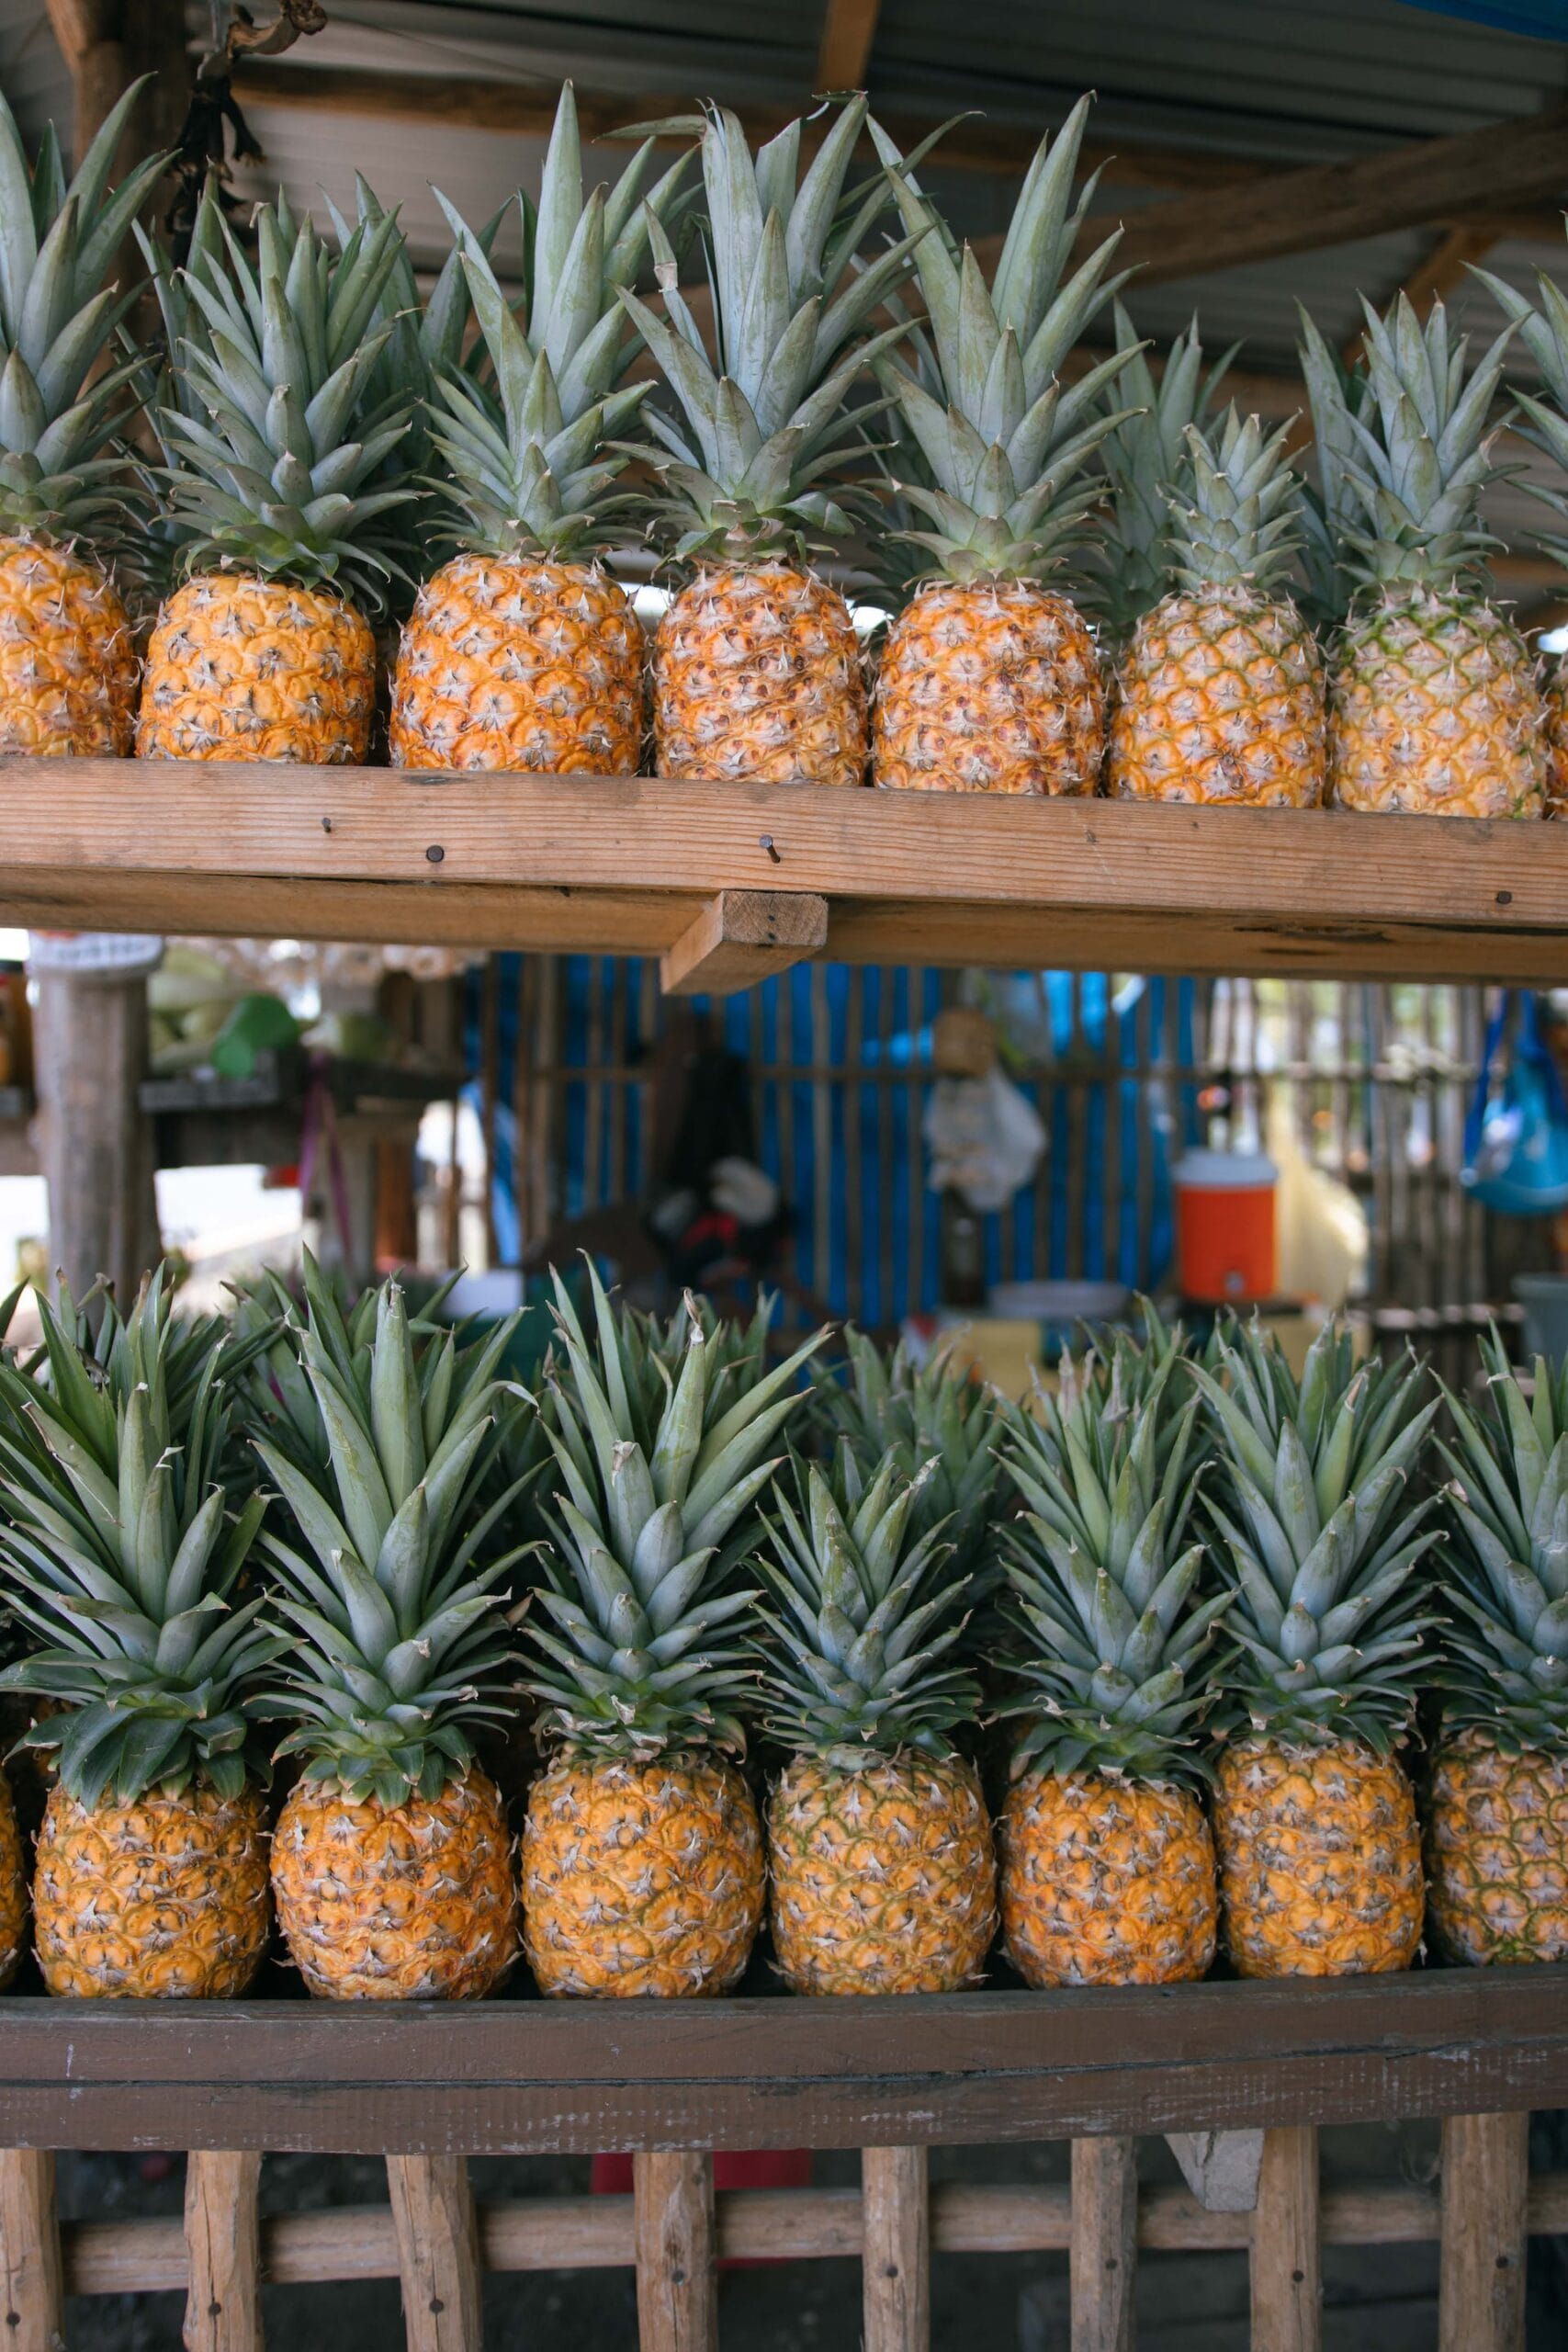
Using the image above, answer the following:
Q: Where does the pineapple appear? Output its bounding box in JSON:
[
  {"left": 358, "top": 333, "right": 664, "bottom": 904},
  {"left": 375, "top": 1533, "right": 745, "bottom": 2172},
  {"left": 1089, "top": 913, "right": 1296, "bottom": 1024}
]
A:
[
  {"left": 0, "top": 85, "right": 166, "bottom": 755},
  {"left": 256, "top": 1272, "right": 529, "bottom": 1999},
  {"left": 1108, "top": 407, "right": 1326, "bottom": 807},
  {"left": 521, "top": 1263, "right": 823, "bottom": 1996},
  {"left": 1195, "top": 1319, "right": 1439, "bottom": 1977},
  {"left": 390, "top": 87, "right": 690, "bottom": 774},
  {"left": 998, "top": 1328, "right": 1226, "bottom": 1987},
  {"left": 1426, "top": 1332, "right": 1568, "bottom": 1965},
  {"left": 0, "top": 1270, "right": 276, "bottom": 1996},
  {"left": 136, "top": 191, "right": 416, "bottom": 763},
  {"left": 1302, "top": 292, "right": 1546, "bottom": 818},
  {"left": 622, "top": 98, "right": 921, "bottom": 787},
  {"left": 1547, "top": 664, "right": 1568, "bottom": 815},
  {"left": 869, "top": 97, "right": 1134, "bottom": 794},
  {"left": 758, "top": 1447, "right": 995, "bottom": 1996}
]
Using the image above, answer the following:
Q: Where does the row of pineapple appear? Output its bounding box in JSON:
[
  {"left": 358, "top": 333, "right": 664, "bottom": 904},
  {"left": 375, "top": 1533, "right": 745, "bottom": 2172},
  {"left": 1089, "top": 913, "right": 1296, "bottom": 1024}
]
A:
[
  {"left": 0, "top": 1248, "right": 1559, "bottom": 2007},
  {"left": 4, "top": 83, "right": 1568, "bottom": 818}
]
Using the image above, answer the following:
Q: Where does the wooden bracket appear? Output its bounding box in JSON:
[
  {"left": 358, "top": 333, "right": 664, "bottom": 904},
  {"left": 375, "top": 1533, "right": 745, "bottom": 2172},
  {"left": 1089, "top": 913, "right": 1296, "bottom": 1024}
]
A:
[
  {"left": 1166, "top": 2129, "right": 1265, "bottom": 2213},
  {"left": 660, "top": 888, "right": 829, "bottom": 998}
]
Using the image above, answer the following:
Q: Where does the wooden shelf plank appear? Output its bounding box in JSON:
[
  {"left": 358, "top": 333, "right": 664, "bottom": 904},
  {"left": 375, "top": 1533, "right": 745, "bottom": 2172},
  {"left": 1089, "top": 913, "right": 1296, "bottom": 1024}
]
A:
[
  {"left": 0, "top": 762, "right": 1562, "bottom": 980},
  {"left": 0, "top": 1967, "right": 1563, "bottom": 2154}
]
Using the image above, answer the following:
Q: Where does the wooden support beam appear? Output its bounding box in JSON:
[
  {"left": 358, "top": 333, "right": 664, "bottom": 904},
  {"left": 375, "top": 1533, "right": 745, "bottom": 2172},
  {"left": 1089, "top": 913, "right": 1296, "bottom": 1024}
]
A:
[
  {"left": 183, "top": 2153, "right": 263, "bottom": 2352},
  {"left": 1070, "top": 2138, "right": 1137, "bottom": 2352},
  {"left": 817, "top": 0, "right": 881, "bottom": 92},
  {"left": 0, "top": 2152, "right": 64, "bottom": 2352},
  {"left": 634, "top": 2152, "right": 717, "bottom": 2352},
  {"left": 1439, "top": 2113, "right": 1529, "bottom": 2352},
  {"left": 32, "top": 967, "right": 161, "bottom": 1306},
  {"left": 45, "top": 0, "right": 191, "bottom": 166},
  {"left": 387, "top": 2156, "right": 483, "bottom": 2352},
  {"left": 1251, "top": 2126, "right": 1321, "bottom": 2352},
  {"left": 1165, "top": 2130, "right": 1264, "bottom": 2213},
  {"left": 660, "top": 888, "right": 829, "bottom": 997},
  {"left": 863, "top": 2147, "right": 929, "bottom": 2352}
]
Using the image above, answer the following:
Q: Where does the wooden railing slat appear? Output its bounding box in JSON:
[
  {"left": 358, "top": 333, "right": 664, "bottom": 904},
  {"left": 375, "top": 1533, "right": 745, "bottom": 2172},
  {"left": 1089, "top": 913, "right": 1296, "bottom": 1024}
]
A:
[
  {"left": 0, "top": 2151, "right": 63, "bottom": 2352},
  {"left": 183, "top": 2151, "right": 263, "bottom": 2352},
  {"left": 1250, "top": 2125, "right": 1321, "bottom": 2352},
  {"left": 1071, "top": 2137, "right": 1137, "bottom": 2352},
  {"left": 386, "top": 2155, "right": 483, "bottom": 2352},
  {"left": 863, "top": 2146, "right": 930, "bottom": 2352},
  {"left": 1438, "top": 2111, "right": 1530, "bottom": 2352},
  {"left": 633, "top": 2152, "right": 716, "bottom": 2352}
]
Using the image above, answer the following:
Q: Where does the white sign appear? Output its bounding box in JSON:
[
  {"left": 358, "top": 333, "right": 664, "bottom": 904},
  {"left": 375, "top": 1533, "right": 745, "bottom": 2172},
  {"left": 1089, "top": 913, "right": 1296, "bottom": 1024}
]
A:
[{"left": 27, "top": 932, "right": 164, "bottom": 978}]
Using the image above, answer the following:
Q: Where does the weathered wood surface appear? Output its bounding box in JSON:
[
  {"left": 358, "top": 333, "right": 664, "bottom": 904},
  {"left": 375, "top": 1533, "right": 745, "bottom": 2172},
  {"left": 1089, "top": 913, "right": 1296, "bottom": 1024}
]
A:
[
  {"left": 1438, "top": 2112, "right": 1530, "bottom": 2352},
  {"left": 0, "top": 1971, "right": 1563, "bottom": 2151},
  {"left": 863, "top": 2147, "right": 930, "bottom": 2352},
  {"left": 32, "top": 968, "right": 161, "bottom": 1306},
  {"left": 386, "top": 2155, "right": 483, "bottom": 2352},
  {"left": 2, "top": 765, "right": 1567, "bottom": 982},
  {"left": 1071, "top": 2136, "right": 1137, "bottom": 2352},
  {"left": 1251, "top": 2127, "right": 1321, "bottom": 2352},
  {"left": 1166, "top": 2128, "right": 1265, "bottom": 2213},
  {"left": 660, "top": 888, "right": 829, "bottom": 996},
  {"left": 0, "top": 2149, "right": 64, "bottom": 2351},
  {"left": 183, "top": 2152, "right": 263, "bottom": 2352},
  {"left": 634, "top": 2153, "right": 716, "bottom": 2352}
]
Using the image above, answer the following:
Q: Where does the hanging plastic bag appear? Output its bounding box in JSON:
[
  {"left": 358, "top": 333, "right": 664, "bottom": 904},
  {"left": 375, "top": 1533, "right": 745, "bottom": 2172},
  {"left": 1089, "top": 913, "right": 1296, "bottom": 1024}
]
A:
[
  {"left": 924, "top": 1069, "right": 1046, "bottom": 1213},
  {"left": 1461, "top": 991, "right": 1568, "bottom": 1216}
]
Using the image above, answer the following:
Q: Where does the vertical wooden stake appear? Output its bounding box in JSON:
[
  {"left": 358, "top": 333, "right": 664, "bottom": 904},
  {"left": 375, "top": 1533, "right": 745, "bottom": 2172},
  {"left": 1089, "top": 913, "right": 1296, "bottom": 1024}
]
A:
[
  {"left": 1071, "top": 2136, "right": 1137, "bottom": 2352},
  {"left": 184, "top": 2152, "right": 264, "bottom": 2352},
  {"left": 1250, "top": 2125, "right": 1321, "bottom": 2352},
  {"left": 633, "top": 2152, "right": 717, "bottom": 2352},
  {"left": 1439, "top": 2111, "right": 1529, "bottom": 2352},
  {"left": 387, "top": 2156, "right": 483, "bottom": 2352},
  {"left": 0, "top": 2151, "right": 64, "bottom": 2352},
  {"left": 863, "top": 2145, "right": 930, "bottom": 2352}
]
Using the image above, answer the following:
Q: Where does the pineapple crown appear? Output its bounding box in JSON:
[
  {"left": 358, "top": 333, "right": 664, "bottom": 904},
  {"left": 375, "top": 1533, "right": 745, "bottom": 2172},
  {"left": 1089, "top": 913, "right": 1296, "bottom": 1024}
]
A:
[
  {"left": 0, "top": 1268, "right": 278, "bottom": 1805},
  {"left": 755, "top": 1444, "right": 979, "bottom": 1765},
  {"left": 1434, "top": 1329, "right": 1568, "bottom": 1755},
  {"left": 1300, "top": 291, "right": 1512, "bottom": 603},
  {"left": 253, "top": 1267, "right": 531, "bottom": 1806},
  {"left": 423, "top": 85, "right": 694, "bottom": 564},
  {"left": 1077, "top": 305, "right": 1235, "bottom": 638},
  {"left": 869, "top": 96, "right": 1137, "bottom": 586},
  {"left": 0, "top": 81, "right": 168, "bottom": 543},
  {"left": 1000, "top": 1332, "right": 1227, "bottom": 1786},
  {"left": 525, "top": 1261, "right": 825, "bottom": 1758},
  {"left": 1471, "top": 240, "right": 1568, "bottom": 586},
  {"left": 1295, "top": 311, "right": 1371, "bottom": 628},
  {"left": 160, "top": 189, "right": 419, "bottom": 612},
  {"left": 620, "top": 96, "right": 926, "bottom": 563},
  {"left": 115, "top": 185, "right": 229, "bottom": 618},
  {"left": 1162, "top": 407, "right": 1306, "bottom": 598},
  {"left": 1194, "top": 1317, "right": 1440, "bottom": 1752}
]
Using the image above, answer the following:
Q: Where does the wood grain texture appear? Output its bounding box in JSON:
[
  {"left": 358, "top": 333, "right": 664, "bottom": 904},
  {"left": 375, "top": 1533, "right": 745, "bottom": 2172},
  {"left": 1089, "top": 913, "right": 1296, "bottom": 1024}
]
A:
[
  {"left": 1438, "top": 2112, "right": 1530, "bottom": 2352},
  {"left": 816, "top": 0, "right": 881, "bottom": 87},
  {"left": 0, "top": 2151, "right": 64, "bottom": 2352},
  {"left": 1071, "top": 2137, "right": 1136, "bottom": 2352},
  {"left": 33, "top": 970, "right": 161, "bottom": 1306},
  {"left": 863, "top": 2147, "right": 929, "bottom": 2352},
  {"left": 183, "top": 2153, "right": 262, "bottom": 2352},
  {"left": 0, "top": 1969, "right": 1565, "bottom": 2153},
  {"left": 387, "top": 2156, "right": 483, "bottom": 2352},
  {"left": 1251, "top": 2127, "right": 1321, "bottom": 2352},
  {"left": 634, "top": 2153, "right": 716, "bottom": 2352},
  {"left": 2, "top": 765, "right": 1566, "bottom": 982},
  {"left": 660, "top": 889, "right": 829, "bottom": 997}
]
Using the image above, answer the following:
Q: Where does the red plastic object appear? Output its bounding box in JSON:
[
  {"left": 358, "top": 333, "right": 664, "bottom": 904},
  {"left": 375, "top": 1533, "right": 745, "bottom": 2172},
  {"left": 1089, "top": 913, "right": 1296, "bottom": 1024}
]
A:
[{"left": 1173, "top": 1149, "right": 1278, "bottom": 1304}]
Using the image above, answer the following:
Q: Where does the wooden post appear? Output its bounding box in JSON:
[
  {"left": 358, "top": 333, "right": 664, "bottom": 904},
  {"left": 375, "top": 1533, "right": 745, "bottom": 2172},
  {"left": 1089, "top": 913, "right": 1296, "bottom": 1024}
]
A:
[
  {"left": 1250, "top": 2126, "right": 1321, "bottom": 2352},
  {"left": 386, "top": 2156, "right": 483, "bottom": 2352},
  {"left": 32, "top": 968, "right": 162, "bottom": 1305},
  {"left": 863, "top": 2146, "right": 930, "bottom": 2352},
  {"left": 633, "top": 2152, "right": 717, "bottom": 2352},
  {"left": 43, "top": 0, "right": 191, "bottom": 164},
  {"left": 0, "top": 2151, "right": 65, "bottom": 2352},
  {"left": 184, "top": 2152, "right": 263, "bottom": 2352},
  {"left": 1439, "top": 2112, "right": 1530, "bottom": 2352},
  {"left": 1071, "top": 2137, "right": 1137, "bottom": 2352}
]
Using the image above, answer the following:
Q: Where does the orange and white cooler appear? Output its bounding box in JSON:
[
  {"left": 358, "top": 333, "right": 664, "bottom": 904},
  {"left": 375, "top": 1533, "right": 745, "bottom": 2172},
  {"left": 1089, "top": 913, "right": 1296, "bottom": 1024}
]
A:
[{"left": 1172, "top": 1149, "right": 1279, "bottom": 1304}]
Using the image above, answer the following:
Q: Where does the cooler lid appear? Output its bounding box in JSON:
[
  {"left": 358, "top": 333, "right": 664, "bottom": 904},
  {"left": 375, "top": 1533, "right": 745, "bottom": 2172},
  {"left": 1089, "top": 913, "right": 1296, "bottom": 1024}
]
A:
[{"left": 1172, "top": 1150, "right": 1278, "bottom": 1190}]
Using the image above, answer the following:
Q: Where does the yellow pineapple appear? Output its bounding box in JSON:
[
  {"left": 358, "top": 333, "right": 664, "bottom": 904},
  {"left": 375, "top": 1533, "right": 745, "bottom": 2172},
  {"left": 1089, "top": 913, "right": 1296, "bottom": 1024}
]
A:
[
  {"left": 869, "top": 99, "right": 1134, "bottom": 794},
  {"left": 137, "top": 187, "right": 415, "bottom": 763},
  {"left": 0, "top": 1770, "right": 25, "bottom": 1990},
  {"left": 521, "top": 1265, "right": 822, "bottom": 1996},
  {"left": 391, "top": 88, "right": 689, "bottom": 774},
  {"left": 998, "top": 1317, "right": 1224, "bottom": 1986},
  {"left": 0, "top": 1270, "right": 276, "bottom": 1998},
  {"left": 759, "top": 1450, "right": 995, "bottom": 1996},
  {"left": 1109, "top": 409, "right": 1325, "bottom": 806},
  {"left": 1544, "top": 660, "right": 1568, "bottom": 815},
  {"left": 623, "top": 99, "right": 923, "bottom": 786},
  {"left": 255, "top": 1267, "right": 527, "bottom": 1999},
  {"left": 1196, "top": 1318, "right": 1438, "bottom": 1977},
  {"left": 0, "top": 88, "right": 164, "bottom": 755},
  {"left": 1424, "top": 1331, "right": 1568, "bottom": 1965}
]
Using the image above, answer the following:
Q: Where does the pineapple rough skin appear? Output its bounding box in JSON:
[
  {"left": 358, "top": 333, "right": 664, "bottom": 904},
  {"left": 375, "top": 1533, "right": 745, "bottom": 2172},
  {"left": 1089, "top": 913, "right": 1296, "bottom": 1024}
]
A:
[
  {"left": 1426, "top": 1730, "right": 1568, "bottom": 1966},
  {"left": 1109, "top": 582, "right": 1326, "bottom": 807},
  {"left": 35, "top": 1783, "right": 269, "bottom": 1999},
  {"left": 999, "top": 1768, "right": 1216, "bottom": 1988},
  {"left": 1545, "top": 660, "right": 1568, "bottom": 817},
  {"left": 1214, "top": 1737, "right": 1423, "bottom": 1978},
  {"left": 1330, "top": 587, "right": 1547, "bottom": 819},
  {"left": 391, "top": 556, "right": 644, "bottom": 774},
  {"left": 654, "top": 564, "right": 866, "bottom": 788},
  {"left": 272, "top": 1771, "right": 517, "bottom": 2001},
  {"left": 0, "top": 539, "right": 136, "bottom": 756},
  {"left": 137, "top": 574, "right": 377, "bottom": 763},
  {"left": 874, "top": 581, "right": 1103, "bottom": 795},
  {"left": 767, "top": 1751, "right": 996, "bottom": 1996},
  {"left": 523, "top": 1751, "right": 764, "bottom": 1998},
  {"left": 0, "top": 1770, "right": 26, "bottom": 1992}
]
